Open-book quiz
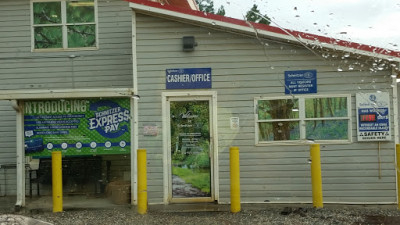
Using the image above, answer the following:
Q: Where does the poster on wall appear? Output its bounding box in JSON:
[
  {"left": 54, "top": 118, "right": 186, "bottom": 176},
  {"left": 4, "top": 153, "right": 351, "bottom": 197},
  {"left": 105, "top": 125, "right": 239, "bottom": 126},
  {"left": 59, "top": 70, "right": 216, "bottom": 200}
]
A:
[
  {"left": 356, "top": 92, "right": 391, "bottom": 141},
  {"left": 170, "top": 101, "right": 211, "bottom": 198},
  {"left": 24, "top": 98, "right": 131, "bottom": 156}
]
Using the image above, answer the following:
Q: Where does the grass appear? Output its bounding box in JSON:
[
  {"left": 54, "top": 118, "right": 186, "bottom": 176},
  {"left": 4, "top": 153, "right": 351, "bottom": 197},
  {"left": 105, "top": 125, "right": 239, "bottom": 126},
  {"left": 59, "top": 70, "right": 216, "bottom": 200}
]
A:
[{"left": 172, "top": 166, "right": 210, "bottom": 193}]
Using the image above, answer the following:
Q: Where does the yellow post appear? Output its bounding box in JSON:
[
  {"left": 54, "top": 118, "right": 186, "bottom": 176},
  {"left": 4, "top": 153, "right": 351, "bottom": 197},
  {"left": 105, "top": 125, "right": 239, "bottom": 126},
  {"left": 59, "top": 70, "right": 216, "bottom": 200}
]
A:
[
  {"left": 310, "top": 144, "right": 323, "bottom": 208},
  {"left": 52, "top": 151, "right": 63, "bottom": 212},
  {"left": 230, "top": 146, "right": 241, "bottom": 213},
  {"left": 137, "top": 149, "right": 147, "bottom": 214},
  {"left": 396, "top": 144, "right": 400, "bottom": 209}
]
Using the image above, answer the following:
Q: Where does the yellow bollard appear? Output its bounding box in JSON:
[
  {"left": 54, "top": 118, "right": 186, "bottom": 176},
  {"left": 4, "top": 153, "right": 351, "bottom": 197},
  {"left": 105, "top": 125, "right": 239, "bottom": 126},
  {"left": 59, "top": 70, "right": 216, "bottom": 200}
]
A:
[
  {"left": 52, "top": 151, "right": 63, "bottom": 212},
  {"left": 137, "top": 149, "right": 147, "bottom": 214},
  {"left": 230, "top": 146, "right": 241, "bottom": 213},
  {"left": 396, "top": 144, "right": 400, "bottom": 209},
  {"left": 310, "top": 144, "right": 323, "bottom": 208}
]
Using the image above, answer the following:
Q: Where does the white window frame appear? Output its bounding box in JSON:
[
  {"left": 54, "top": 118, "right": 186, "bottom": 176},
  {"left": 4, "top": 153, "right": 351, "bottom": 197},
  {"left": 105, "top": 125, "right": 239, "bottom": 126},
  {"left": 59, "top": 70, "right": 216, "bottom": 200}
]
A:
[
  {"left": 31, "top": 0, "right": 99, "bottom": 52},
  {"left": 255, "top": 94, "right": 352, "bottom": 145}
]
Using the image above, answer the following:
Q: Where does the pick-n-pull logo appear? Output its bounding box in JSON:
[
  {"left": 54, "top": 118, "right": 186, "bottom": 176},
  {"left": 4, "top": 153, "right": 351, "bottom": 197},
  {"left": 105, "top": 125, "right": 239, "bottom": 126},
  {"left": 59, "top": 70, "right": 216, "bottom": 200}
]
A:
[{"left": 88, "top": 100, "right": 130, "bottom": 138}]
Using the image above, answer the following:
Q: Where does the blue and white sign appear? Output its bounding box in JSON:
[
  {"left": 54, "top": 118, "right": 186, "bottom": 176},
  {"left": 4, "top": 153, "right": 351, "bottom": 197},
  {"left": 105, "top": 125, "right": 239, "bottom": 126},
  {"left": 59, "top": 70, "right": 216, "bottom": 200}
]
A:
[
  {"left": 356, "top": 92, "right": 391, "bottom": 141},
  {"left": 284, "top": 70, "right": 317, "bottom": 94},
  {"left": 166, "top": 68, "right": 212, "bottom": 89}
]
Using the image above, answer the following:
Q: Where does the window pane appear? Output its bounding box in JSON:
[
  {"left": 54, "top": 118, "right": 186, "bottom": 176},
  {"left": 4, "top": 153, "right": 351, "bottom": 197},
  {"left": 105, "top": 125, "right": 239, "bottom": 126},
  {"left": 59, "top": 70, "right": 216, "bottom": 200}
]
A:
[
  {"left": 306, "top": 120, "right": 348, "bottom": 140},
  {"left": 258, "top": 99, "right": 299, "bottom": 120},
  {"left": 67, "top": 25, "right": 96, "bottom": 48},
  {"left": 258, "top": 121, "right": 300, "bottom": 141},
  {"left": 33, "top": 2, "right": 61, "bottom": 24},
  {"left": 305, "top": 97, "right": 347, "bottom": 118},
  {"left": 67, "top": 1, "right": 95, "bottom": 23},
  {"left": 34, "top": 26, "right": 62, "bottom": 49}
]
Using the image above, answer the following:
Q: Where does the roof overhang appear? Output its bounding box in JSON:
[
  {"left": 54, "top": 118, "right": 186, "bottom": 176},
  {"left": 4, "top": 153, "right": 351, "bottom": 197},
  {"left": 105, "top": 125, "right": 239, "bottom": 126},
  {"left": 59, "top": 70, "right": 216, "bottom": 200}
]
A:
[
  {"left": 0, "top": 88, "right": 134, "bottom": 100},
  {"left": 127, "top": 0, "right": 400, "bottom": 63}
]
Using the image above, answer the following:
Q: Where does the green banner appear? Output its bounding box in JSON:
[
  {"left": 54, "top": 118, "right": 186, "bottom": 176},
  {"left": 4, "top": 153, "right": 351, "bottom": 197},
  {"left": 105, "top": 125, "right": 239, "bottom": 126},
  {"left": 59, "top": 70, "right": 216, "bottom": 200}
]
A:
[{"left": 24, "top": 98, "right": 131, "bottom": 156}]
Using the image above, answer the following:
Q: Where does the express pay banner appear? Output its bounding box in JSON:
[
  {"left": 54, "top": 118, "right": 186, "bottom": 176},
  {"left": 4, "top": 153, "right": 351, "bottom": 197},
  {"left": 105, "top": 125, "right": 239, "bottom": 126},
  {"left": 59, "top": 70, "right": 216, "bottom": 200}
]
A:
[{"left": 24, "top": 98, "right": 131, "bottom": 156}]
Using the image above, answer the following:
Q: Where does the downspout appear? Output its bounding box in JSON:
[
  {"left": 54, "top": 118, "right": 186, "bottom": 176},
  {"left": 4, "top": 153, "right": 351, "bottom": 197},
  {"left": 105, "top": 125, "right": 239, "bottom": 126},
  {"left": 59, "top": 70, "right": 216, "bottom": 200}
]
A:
[
  {"left": 393, "top": 67, "right": 399, "bottom": 205},
  {"left": 12, "top": 100, "right": 25, "bottom": 210},
  {"left": 131, "top": 8, "right": 139, "bottom": 205}
]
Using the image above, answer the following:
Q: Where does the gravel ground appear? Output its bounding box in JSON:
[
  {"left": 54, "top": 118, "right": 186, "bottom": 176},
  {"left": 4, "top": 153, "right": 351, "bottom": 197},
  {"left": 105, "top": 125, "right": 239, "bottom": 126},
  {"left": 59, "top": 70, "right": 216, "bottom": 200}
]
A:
[{"left": 2, "top": 204, "right": 400, "bottom": 225}]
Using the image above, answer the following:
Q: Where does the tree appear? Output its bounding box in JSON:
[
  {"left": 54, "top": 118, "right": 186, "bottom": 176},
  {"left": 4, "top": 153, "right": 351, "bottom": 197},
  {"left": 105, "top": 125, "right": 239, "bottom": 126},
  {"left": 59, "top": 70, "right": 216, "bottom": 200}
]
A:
[
  {"left": 195, "top": 0, "right": 225, "bottom": 16},
  {"left": 216, "top": 5, "right": 225, "bottom": 16},
  {"left": 195, "top": 0, "right": 214, "bottom": 14},
  {"left": 245, "top": 4, "right": 271, "bottom": 25}
]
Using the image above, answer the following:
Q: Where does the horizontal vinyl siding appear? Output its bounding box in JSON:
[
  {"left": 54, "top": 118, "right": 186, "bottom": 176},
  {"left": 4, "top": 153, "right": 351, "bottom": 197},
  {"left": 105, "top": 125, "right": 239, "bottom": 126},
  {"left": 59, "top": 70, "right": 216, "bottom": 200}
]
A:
[
  {"left": 0, "top": 0, "right": 133, "bottom": 196},
  {"left": 0, "top": 0, "right": 133, "bottom": 90},
  {"left": 135, "top": 13, "right": 396, "bottom": 204},
  {"left": 0, "top": 101, "right": 16, "bottom": 167}
]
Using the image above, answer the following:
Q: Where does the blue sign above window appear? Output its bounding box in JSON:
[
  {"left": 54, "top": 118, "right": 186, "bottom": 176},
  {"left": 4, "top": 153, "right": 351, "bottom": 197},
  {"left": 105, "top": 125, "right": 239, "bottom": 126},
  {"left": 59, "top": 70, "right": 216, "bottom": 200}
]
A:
[
  {"left": 166, "top": 68, "right": 212, "bottom": 89},
  {"left": 284, "top": 70, "right": 317, "bottom": 94}
]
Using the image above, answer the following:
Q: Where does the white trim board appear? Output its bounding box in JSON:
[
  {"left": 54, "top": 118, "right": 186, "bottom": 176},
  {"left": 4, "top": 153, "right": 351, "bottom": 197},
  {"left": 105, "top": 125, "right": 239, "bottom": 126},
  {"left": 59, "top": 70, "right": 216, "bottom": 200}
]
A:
[{"left": 0, "top": 88, "right": 134, "bottom": 100}]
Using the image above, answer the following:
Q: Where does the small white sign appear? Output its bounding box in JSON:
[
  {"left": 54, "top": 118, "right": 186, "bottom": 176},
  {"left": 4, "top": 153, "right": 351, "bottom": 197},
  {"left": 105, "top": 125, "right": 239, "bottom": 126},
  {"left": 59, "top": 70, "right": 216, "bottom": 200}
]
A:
[
  {"left": 230, "top": 117, "right": 240, "bottom": 130},
  {"left": 144, "top": 125, "right": 158, "bottom": 136}
]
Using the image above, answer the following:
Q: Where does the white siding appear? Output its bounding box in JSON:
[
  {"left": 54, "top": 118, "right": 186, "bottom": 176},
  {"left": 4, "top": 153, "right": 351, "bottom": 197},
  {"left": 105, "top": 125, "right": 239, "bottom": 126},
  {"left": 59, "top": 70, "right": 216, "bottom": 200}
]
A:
[{"left": 135, "top": 13, "right": 396, "bottom": 204}]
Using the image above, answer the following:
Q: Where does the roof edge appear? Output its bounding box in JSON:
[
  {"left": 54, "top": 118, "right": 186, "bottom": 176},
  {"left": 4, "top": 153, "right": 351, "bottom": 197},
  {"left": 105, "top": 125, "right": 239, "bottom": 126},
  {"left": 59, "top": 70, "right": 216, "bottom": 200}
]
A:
[{"left": 127, "top": 0, "right": 400, "bottom": 62}]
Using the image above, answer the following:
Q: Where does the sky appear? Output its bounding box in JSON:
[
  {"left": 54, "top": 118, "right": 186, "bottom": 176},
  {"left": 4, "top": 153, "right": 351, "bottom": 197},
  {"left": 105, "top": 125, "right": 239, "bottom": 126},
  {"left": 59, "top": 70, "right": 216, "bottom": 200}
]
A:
[{"left": 211, "top": 0, "right": 400, "bottom": 51}]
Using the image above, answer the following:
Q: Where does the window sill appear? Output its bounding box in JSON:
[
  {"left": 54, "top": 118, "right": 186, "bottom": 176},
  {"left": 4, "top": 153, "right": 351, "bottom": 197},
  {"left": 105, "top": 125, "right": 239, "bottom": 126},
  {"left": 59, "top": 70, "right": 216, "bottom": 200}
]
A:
[
  {"left": 255, "top": 139, "right": 352, "bottom": 146},
  {"left": 32, "top": 47, "right": 99, "bottom": 53}
]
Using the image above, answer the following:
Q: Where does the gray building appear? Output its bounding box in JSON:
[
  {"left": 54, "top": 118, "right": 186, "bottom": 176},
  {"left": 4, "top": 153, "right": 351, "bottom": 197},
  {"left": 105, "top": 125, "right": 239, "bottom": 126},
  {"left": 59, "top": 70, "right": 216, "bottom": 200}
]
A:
[
  {"left": 0, "top": 0, "right": 135, "bottom": 206},
  {"left": 1, "top": 0, "right": 400, "bottom": 208},
  {"left": 128, "top": 0, "right": 400, "bottom": 205}
]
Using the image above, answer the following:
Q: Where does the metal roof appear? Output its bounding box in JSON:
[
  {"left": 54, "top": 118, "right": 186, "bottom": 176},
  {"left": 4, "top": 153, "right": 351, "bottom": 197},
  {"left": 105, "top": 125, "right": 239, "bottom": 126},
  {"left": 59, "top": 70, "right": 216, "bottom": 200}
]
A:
[{"left": 127, "top": 0, "right": 400, "bottom": 62}]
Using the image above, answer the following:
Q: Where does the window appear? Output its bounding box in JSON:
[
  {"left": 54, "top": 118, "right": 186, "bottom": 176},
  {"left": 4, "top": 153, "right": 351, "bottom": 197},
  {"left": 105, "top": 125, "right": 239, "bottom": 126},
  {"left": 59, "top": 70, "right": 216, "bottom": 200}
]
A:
[
  {"left": 255, "top": 95, "right": 351, "bottom": 144},
  {"left": 32, "top": 0, "right": 97, "bottom": 50}
]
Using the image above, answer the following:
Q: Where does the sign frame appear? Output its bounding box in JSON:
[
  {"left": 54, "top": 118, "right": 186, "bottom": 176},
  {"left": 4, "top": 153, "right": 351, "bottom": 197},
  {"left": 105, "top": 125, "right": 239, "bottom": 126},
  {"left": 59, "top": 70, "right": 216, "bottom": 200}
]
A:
[
  {"left": 166, "top": 68, "right": 212, "bottom": 89},
  {"left": 23, "top": 97, "right": 132, "bottom": 156},
  {"left": 284, "top": 70, "right": 317, "bottom": 94},
  {"left": 356, "top": 92, "right": 391, "bottom": 142}
]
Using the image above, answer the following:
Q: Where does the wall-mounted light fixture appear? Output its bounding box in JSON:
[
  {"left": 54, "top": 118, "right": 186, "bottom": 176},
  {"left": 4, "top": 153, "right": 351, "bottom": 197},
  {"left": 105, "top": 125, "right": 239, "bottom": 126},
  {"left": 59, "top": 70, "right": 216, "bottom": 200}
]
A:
[{"left": 182, "top": 36, "right": 197, "bottom": 52}]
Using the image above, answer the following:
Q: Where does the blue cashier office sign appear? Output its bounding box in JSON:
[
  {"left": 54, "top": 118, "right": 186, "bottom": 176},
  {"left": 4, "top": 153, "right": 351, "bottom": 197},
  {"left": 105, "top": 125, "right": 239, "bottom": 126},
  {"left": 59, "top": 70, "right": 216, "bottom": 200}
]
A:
[
  {"left": 285, "top": 70, "right": 317, "bottom": 94},
  {"left": 356, "top": 92, "right": 391, "bottom": 141},
  {"left": 166, "top": 68, "right": 212, "bottom": 89},
  {"left": 24, "top": 98, "right": 131, "bottom": 156}
]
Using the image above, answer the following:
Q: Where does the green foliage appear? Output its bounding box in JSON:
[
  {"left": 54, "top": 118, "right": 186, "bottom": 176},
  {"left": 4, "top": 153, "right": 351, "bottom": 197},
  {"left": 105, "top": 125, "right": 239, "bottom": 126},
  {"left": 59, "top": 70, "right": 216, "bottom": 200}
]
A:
[
  {"left": 258, "top": 97, "right": 348, "bottom": 141},
  {"left": 245, "top": 4, "right": 271, "bottom": 25},
  {"left": 306, "top": 120, "right": 348, "bottom": 140},
  {"left": 258, "top": 121, "right": 300, "bottom": 141},
  {"left": 172, "top": 150, "right": 185, "bottom": 162},
  {"left": 172, "top": 167, "right": 210, "bottom": 193},
  {"left": 33, "top": 1, "right": 96, "bottom": 49},
  {"left": 170, "top": 101, "right": 210, "bottom": 158},
  {"left": 34, "top": 26, "right": 63, "bottom": 49},
  {"left": 216, "top": 5, "right": 225, "bottom": 16},
  {"left": 258, "top": 99, "right": 299, "bottom": 120},
  {"left": 196, "top": 0, "right": 214, "bottom": 13},
  {"left": 305, "top": 97, "right": 347, "bottom": 118},
  {"left": 67, "top": 25, "right": 96, "bottom": 48},
  {"left": 67, "top": 1, "right": 94, "bottom": 23},
  {"left": 184, "top": 150, "right": 210, "bottom": 169},
  {"left": 33, "top": 2, "right": 61, "bottom": 24}
]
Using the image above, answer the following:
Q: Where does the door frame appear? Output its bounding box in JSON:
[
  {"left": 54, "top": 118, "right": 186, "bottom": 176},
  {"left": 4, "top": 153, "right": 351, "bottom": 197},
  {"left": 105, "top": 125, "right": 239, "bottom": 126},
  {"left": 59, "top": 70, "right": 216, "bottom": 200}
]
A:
[{"left": 162, "top": 91, "right": 218, "bottom": 203}]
